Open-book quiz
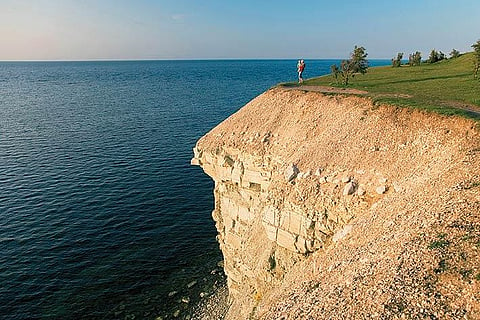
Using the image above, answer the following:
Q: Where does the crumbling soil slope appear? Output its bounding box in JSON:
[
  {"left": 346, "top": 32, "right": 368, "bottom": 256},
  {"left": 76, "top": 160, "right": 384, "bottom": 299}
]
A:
[{"left": 196, "top": 87, "right": 480, "bottom": 319}]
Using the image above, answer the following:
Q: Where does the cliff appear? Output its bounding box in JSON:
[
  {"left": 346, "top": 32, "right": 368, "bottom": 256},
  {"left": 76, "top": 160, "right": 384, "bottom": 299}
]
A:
[{"left": 192, "top": 87, "right": 480, "bottom": 319}]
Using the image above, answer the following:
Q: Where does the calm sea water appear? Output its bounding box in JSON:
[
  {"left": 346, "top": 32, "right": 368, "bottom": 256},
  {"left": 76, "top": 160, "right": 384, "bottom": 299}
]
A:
[{"left": 0, "top": 59, "right": 388, "bottom": 320}]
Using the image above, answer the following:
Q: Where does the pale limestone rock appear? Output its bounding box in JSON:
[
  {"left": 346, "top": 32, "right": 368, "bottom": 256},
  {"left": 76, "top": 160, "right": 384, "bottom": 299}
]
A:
[
  {"left": 376, "top": 185, "right": 387, "bottom": 194},
  {"left": 276, "top": 229, "right": 297, "bottom": 251},
  {"left": 284, "top": 164, "right": 299, "bottom": 182},
  {"left": 238, "top": 205, "right": 254, "bottom": 223},
  {"left": 332, "top": 224, "right": 353, "bottom": 243},
  {"left": 314, "top": 167, "right": 323, "bottom": 176},
  {"left": 343, "top": 182, "right": 356, "bottom": 195},
  {"left": 288, "top": 212, "right": 303, "bottom": 235},
  {"left": 393, "top": 182, "right": 403, "bottom": 193},
  {"left": 357, "top": 186, "right": 366, "bottom": 196},
  {"left": 262, "top": 206, "right": 277, "bottom": 226},
  {"left": 304, "top": 170, "right": 312, "bottom": 178},
  {"left": 263, "top": 223, "right": 278, "bottom": 241},
  {"left": 190, "top": 158, "right": 201, "bottom": 166},
  {"left": 342, "top": 176, "right": 351, "bottom": 183},
  {"left": 295, "top": 236, "right": 308, "bottom": 253},
  {"left": 231, "top": 161, "right": 244, "bottom": 184}
]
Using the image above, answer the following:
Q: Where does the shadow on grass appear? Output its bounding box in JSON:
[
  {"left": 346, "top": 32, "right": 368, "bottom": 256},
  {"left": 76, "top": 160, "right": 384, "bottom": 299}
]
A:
[
  {"left": 373, "top": 97, "right": 480, "bottom": 121},
  {"left": 372, "top": 73, "right": 471, "bottom": 86}
]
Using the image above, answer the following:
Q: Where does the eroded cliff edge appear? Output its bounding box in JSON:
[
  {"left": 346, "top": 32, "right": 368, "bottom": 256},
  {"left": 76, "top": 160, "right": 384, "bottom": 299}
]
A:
[{"left": 192, "top": 87, "right": 480, "bottom": 319}]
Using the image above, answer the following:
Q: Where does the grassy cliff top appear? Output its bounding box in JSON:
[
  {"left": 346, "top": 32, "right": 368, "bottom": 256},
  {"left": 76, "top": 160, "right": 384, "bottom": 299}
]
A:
[{"left": 296, "top": 52, "right": 479, "bottom": 119}]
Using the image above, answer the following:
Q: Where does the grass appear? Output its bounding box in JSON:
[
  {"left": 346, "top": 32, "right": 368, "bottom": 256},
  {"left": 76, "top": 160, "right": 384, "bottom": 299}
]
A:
[
  {"left": 299, "top": 53, "right": 480, "bottom": 120},
  {"left": 428, "top": 233, "right": 450, "bottom": 249}
]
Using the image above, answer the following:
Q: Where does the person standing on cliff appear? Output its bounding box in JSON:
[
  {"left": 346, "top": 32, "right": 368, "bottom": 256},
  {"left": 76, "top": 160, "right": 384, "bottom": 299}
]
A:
[{"left": 297, "top": 59, "right": 305, "bottom": 83}]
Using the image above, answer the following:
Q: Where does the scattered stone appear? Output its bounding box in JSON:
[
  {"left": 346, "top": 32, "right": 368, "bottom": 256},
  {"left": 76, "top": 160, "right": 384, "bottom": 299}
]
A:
[
  {"left": 217, "top": 260, "right": 224, "bottom": 268},
  {"left": 187, "top": 280, "right": 197, "bottom": 289},
  {"left": 168, "top": 291, "right": 178, "bottom": 297},
  {"left": 181, "top": 296, "right": 190, "bottom": 304},
  {"left": 319, "top": 176, "right": 327, "bottom": 184},
  {"left": 173, "top": 310, "right": 180, "bottom": 318},
  {"left": 314, "top": 167, "right": 323, "bottom": 176},
  {"left": 357, "top": 186, "right": 366, "bottom": 196},
  {"left": 376, "top": 186, "right": 387, "bottom": 194},
  {"left": 342, "top": 176, "right": 351, "bottom": 183},
  {"left": 393, "top": 182, "right": 403, "bottom": 193},
  {"left": 200, "top": 292, "right": 207, "bottom": 298},
  {"left": 190, "top": 158, "right": 201, "bottom": 166},
  {"left": 379, "top": 177, "right": 388, "bottom": 184},
  {"left": 332, "top": 224, "right": 353, "bottom": 243},
  {"left": 343, "top": 182, "right": 356, "bottom": 195},
  {"left": 284, "top": 164, "right": 300, "bottom": 182}
]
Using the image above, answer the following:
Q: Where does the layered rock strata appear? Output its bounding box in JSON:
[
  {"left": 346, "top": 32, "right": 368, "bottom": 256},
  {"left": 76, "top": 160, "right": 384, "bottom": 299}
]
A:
[{"left": 192, "top": 87, "right": 480, "bottom": 319}]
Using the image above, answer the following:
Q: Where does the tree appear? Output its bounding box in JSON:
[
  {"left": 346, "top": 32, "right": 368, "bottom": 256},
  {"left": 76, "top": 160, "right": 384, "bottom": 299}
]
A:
[
  {"left": 331, "top": 45, "right": 369, "bottom": 85},
  {"left": 427, "top": 49, "right": 446, "bottom": 63},
  {"left": 330, "top": 64, "right": 340, "bottom": 83},
  {"left": 472, "top": 40, "right": 480, "bottom": 79},
  {"left": 408, "top": 51, "right": 422, "bottom": 66},
  {"left": 450, "top": 49, "right": 461, "bottom": 59},
  {"left": 392, "top": 52, "right": 403, "bottom": 67}
]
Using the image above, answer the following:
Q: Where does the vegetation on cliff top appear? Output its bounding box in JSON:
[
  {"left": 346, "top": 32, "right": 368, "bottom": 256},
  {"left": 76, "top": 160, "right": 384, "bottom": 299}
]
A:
[{"left": 299, "top": 52, "right": 480, "bottom": 120}]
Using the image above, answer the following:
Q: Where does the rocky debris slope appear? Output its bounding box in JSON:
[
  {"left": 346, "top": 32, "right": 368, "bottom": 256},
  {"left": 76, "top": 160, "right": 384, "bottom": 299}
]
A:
[{"left": 192, "top": 87, "right": 480, "bottom": 319}]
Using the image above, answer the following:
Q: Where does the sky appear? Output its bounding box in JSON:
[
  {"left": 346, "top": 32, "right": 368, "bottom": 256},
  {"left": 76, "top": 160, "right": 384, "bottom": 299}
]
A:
[{"left": 1, "top": 0, "right": 479, "bottom": 60}]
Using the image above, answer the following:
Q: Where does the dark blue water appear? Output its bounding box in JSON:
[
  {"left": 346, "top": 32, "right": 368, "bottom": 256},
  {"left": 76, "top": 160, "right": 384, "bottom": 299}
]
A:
[{"left": 0, "top": 59, "right": 389, "bottom": 320}]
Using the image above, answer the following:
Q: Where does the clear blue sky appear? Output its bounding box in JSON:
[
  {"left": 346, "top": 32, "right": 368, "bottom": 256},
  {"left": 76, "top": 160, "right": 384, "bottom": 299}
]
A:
[{"left": 1, "top": 0, "right": 479, "bottom": 60}]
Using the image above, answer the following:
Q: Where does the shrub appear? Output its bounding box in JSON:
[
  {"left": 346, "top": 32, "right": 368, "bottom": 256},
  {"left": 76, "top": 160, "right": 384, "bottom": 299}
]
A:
[
  {"left": 392, "top": 52, "right": 403, "bottom": 67},
  {"left": 331, "top": 45, "right": 369, "bottom": 85},
  {"left": 427, "top": 49, "right": 446, "bottom": 63},
  {"left": 408, "top": 51, "right": 422, "bottom": 66},
  {"left": 450, "top": 49, "right": 461, "bottom": 59},
  {"left": 472, "top": 40, "right": 480, "bottom": 79}
]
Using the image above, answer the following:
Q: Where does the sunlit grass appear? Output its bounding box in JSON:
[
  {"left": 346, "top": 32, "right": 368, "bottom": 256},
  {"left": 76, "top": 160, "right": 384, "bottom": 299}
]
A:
[{"left": 300, "top": 53, "right": 480, "bottom": 120}]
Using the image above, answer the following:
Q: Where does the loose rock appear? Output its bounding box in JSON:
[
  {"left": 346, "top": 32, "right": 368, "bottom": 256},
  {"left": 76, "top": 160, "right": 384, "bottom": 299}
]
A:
[
  {"left": 284, "top": 164, "right": 300, "bottom": 182},
  {"left": 343, "top": 182, "right": 356, "bottom": 195},
  {"left": 376, "top": 186, "right": 387, "bottom": 194}
]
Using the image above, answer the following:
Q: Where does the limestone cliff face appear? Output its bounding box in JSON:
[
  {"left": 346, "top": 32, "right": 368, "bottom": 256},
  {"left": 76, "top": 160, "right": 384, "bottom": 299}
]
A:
[{"left": 192, "top": 88, "right": 480, "bottom": 319}]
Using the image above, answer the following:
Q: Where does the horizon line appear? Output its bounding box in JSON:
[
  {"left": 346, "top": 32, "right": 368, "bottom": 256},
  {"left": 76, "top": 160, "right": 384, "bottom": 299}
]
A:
[{"left": 0, "top": 57, "right": 393, "bottom": 63}]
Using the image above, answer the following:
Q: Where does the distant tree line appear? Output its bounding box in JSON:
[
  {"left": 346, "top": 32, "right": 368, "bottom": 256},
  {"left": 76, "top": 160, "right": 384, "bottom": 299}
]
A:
[
  {"left": 328, "top": 40, "right": 480, "bottom": 84},
  {"left": 391, "top": 48, "right": 462, "bottom": 68}
]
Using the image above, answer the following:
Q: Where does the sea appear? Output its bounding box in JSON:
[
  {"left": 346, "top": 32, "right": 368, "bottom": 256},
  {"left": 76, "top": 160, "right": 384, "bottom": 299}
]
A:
[{"left": 0, "top": 59, "right": 389, "bottom": 320}]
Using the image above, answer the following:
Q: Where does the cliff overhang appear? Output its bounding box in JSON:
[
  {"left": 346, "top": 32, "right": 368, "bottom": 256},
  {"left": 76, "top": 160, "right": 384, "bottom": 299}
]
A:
[{"left": 192, "top": 87, "right": 480, "bottom": 319}]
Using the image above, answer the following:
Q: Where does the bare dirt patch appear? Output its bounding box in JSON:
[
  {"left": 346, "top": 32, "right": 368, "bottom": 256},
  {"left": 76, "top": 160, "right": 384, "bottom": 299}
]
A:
[{"left": 280, "top": 84, "right": 368, "bottom": 95}]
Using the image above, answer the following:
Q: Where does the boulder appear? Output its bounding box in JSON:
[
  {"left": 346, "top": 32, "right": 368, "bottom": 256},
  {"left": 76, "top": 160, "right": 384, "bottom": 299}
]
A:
[
  {"left": 376, "top": 185, "right": 387, "bottom": 194},
  {"left": 343, "top": 182, "right": 356, "bottom": 195},
  {"left": 284, "top": 164, "right": 300, "bottom": 182}
]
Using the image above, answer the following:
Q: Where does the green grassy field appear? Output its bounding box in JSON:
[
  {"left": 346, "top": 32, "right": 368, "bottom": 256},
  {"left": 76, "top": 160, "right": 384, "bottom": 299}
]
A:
[{"left": 300, "top": 53, "right": 480, "bottom": 119}]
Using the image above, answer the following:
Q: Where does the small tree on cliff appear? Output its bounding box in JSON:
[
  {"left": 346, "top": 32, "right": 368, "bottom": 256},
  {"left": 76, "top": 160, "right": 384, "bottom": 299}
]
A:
[
  {"left": 332, "top": 45, "right": 369, "bottom": 85},
  {"left": 408, "top": 51, "right": 422, "bottom": 66},
  {"left": 450, "top": 49, "right": 461, "bottom": 59},
  {"left": 472, "top": 40, "right": 480, "bottom": 79},
  {"left": 330, "top": 64, "right": 340, "bottom": 83},
  {"left": 392, "top": 52, "right": 403, "bottom": 67},
  {"left": 427, "top": 49, "right": 446, "bottom": 63}
]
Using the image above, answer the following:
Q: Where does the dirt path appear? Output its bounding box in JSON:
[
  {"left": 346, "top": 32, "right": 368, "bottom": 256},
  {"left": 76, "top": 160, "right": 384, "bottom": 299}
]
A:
[
  {"left": 281, "top": 84, "right": 368, "bottom": 95},
  {"left": 281, "top": 84, "right": 480, "bottom": 118}
]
